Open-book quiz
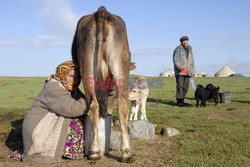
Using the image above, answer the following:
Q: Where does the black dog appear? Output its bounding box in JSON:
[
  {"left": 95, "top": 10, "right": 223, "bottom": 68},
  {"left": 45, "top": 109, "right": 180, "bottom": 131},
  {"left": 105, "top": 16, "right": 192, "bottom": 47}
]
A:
[{"left": 195, "top": 83, "right": 220, "bottom": 107}]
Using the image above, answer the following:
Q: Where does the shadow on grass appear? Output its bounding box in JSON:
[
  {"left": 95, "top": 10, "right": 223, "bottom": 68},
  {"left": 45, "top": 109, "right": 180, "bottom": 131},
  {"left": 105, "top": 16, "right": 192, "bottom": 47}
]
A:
[
  {"left": 147, "top": 98, "right": 176, "bottom": 106},
  {"left": 5, "top": 119, "right": 23, "bottom": 151},
  {"left": 232, "top": 100, "right": 250, "bottom": 104},
  {"left": 147, "top": 97, "right": 193, "bottom": 107}
]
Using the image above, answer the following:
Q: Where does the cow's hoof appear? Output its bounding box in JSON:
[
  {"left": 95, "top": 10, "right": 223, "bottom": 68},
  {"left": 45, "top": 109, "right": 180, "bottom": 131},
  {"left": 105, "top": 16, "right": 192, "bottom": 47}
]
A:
[
  {"left": 121, "top": 149, "right": 134, "bottom": 163},
  {"left": 88, "top": 151, "right": 101, "bottom": 161},
  {"left": 122, "top": 155, "right": 134, "bottom": 163}
]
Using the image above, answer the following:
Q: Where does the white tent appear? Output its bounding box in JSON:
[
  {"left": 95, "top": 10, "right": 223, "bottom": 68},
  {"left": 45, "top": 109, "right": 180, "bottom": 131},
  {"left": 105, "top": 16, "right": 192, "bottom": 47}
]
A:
[
  {"left": 194, "top": 72, "right": 209, "bottom": 77},
  {"left": 214, "top": 66, "right": 235, "bottom": 77},
  {"left": 159, "top": 69, "right": 175, "bottom": 77}
]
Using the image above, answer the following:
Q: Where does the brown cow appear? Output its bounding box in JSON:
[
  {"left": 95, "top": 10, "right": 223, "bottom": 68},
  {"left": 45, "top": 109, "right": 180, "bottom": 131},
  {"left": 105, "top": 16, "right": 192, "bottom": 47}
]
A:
[{"left": 72, "top": 6, "right": 133, "bottom": 162}]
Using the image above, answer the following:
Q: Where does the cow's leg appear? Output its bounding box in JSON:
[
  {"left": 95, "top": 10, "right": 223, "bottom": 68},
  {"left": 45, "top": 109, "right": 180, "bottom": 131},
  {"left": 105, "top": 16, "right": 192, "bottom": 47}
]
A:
[
  {"left": 140, "top": 94, "right": 148, "bottom": 120},
  {"left": 134, "top": 101, "right": 139, "bottom": 120},
  {"left": 114, "top": 76, "right": 133, "bottom": 162},
  {"left": 83, "top": 86, "right": 102, "bottom": 160},
  {"left": 88, "top": 97, "right": 101, "bottom": 160},
  {"left": 106, "top": 24, "right": 133, "bottom": 162},
  {"left": 107, "top": 92, "right": 116, "bottom": 115},
  {"left": 129, "top": 100, "right": 136, "bottom": 121},
  {"left": 117, "top": 94, "right": 132, "bottom": 162}
]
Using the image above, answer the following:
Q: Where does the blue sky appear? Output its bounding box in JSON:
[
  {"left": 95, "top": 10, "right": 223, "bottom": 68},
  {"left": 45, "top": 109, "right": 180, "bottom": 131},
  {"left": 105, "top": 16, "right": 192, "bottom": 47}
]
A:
[{"left": 0, "top": 0, "right": 250, "bottom": 76}]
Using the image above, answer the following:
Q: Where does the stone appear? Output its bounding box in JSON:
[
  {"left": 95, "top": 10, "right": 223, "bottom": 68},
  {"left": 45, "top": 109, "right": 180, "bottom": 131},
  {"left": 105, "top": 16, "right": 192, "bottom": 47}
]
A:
[
  {"left": 127, "top": 120, "right": 155, "bottom": 139},
  {"left": 160, "top": 127, "right": 180, "bottom": 137},
  {"left": 110, "top": 130, "right": 122, "bottom": 151}
]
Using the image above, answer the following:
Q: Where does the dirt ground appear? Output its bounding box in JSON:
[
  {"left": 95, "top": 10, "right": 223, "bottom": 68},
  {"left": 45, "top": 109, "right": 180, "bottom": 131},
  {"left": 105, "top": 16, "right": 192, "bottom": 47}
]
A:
[{"left": 0, "top": 132, "right": 177, "bottom": 167}]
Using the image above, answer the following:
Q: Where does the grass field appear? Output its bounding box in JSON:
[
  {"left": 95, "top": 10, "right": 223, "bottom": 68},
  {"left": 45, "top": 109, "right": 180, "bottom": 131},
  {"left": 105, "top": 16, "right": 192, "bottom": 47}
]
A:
[{"left": 0, "top": 76, "right": 250, "bottom": 166}]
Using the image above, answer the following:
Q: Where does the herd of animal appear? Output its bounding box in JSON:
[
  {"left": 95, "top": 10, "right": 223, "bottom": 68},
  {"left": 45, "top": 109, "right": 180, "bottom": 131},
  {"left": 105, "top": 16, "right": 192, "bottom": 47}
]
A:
[
  {"left": 195, "top": 83, "right": 220, "bottom": 107},
  {"left": 127, "top": 80, "right": 221, "bottom": 122},
  {"left": 72, "top": 6, "right": 221, "bottom": 163}
]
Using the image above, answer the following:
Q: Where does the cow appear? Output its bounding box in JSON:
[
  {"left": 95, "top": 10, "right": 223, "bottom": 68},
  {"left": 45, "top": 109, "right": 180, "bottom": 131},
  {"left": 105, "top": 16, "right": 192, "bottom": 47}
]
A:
[
  {"left": 128, "top": 76, "right": 149, "bottom": 121},
  {"left": 72, "top": 6, "right": 133, "bottom": 162}
]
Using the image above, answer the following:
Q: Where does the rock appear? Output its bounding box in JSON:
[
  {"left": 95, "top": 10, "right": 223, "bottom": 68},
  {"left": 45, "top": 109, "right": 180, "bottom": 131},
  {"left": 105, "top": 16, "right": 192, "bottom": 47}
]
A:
[
  {"left": 160, "top": 127, "right": 180, "bottom": 137},
  {"left": 110, "top": 130, "right": 121, "bottom": 150},
  {"left": 127, "top": 120, "right": 155, "bottom": 139},
  {"left": 111, "top": 120, "right": 155, "bottom": 150}
]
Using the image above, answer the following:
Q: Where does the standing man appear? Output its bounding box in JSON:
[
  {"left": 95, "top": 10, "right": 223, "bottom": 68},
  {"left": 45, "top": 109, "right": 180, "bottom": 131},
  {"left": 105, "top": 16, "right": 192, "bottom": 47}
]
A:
[{"left": 173, "top": 36, "right": 195, "bottom": 107}]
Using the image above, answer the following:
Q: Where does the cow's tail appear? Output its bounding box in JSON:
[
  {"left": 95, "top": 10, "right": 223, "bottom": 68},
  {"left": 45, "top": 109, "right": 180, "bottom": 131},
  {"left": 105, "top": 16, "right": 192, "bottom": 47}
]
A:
[
  {"left": 71, "top": 34, "right": 78, "bottom": 64},
  {"left": 94, "top": 6, "right": 109, "bottom": 118}
]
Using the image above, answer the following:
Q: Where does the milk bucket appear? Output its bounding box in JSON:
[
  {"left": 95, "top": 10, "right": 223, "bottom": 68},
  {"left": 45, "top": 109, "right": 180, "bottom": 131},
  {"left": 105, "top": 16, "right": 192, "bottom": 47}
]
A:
[{"left": 219, "top": 91, "right": 232, "bottom": 103}]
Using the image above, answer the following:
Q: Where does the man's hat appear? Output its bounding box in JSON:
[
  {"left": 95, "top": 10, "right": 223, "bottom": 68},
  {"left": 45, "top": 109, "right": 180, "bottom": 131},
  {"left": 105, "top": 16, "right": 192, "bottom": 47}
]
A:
[{"left": 180, "top": 36, "right": 189, "bottom": 42}]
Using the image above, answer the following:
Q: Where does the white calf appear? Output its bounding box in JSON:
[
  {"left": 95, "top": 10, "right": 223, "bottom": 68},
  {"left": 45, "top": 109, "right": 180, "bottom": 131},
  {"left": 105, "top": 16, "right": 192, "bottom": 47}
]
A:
[{"left": 128, "top": 76, "right": 149, "bottom": 121}]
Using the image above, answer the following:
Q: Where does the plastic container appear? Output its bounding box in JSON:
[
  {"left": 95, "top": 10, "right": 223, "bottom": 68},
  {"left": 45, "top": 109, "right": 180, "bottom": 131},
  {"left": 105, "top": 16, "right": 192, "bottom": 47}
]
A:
[
  {"left": 219, "top": 91, "right": 232, "bottom": 103},
  {"left": 190, "top": 78, "right": 196, "bottom": 91}
]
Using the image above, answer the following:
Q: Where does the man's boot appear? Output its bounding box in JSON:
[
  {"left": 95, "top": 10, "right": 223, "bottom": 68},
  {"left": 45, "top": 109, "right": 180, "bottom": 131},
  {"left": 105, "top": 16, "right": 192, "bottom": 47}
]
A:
[{"left": 177, "top": 99, "right": 184, "bottom": 107}]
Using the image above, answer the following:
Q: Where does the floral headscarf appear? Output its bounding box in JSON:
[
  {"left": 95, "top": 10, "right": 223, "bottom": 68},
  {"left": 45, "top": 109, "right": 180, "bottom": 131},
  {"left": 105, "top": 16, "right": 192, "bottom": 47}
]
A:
[
  {"left": 55, "top": 61, "right": 79, "bottom": 80},
  {"left": 46, "top": 61, "right": 81, "bottom": 91}
]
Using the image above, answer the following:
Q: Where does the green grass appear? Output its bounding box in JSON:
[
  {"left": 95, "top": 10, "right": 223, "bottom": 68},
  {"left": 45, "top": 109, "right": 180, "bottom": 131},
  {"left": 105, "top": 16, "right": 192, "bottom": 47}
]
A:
[{"left": 0, "top": 76, "right": 250, "bottom": 166}]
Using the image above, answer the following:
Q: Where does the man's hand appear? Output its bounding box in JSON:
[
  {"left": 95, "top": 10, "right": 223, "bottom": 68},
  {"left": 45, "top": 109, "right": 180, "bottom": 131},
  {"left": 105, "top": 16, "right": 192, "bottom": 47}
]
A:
[{"left": 181, "top": 67, "right": 188, "bottom": 74}]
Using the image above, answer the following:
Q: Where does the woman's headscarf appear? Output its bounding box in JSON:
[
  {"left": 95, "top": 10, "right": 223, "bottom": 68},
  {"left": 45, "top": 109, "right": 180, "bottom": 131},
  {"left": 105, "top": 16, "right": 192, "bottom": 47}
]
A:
[
  {"left": 55, "top": 61, "right": 79, "bottom": 80},
  {"left": 46, "top": 61, "right": 81, "bottom": 90}
]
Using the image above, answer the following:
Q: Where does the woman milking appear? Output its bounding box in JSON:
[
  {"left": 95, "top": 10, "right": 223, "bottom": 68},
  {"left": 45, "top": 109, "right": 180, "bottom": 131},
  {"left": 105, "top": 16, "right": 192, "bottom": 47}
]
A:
[{"left": 10, "top": 61, "right": 88, "bottom": 163}]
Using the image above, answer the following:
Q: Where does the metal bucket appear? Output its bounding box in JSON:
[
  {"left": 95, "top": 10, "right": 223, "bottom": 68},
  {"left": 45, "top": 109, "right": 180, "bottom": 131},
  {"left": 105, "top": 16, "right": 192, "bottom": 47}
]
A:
[{"left": 219, "top": 91, "right": 232, "bottom": 103}]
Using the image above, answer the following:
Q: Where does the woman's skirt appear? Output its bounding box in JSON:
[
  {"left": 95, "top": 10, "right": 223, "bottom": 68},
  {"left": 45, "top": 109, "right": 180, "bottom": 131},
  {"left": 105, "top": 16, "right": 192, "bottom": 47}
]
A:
[
  {"left": 9, "top": 118, "right": 85, "bottom": 160},
  {"left": 62, "top": 118, "right": 84, "bottom": 159}
]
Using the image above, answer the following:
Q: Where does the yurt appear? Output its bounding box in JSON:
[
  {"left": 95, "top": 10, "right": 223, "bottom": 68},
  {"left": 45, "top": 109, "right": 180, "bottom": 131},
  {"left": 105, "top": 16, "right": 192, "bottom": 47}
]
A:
[
  {"left": 194, "top": 72, "right": 209, "bottom": 77},
  {"left": 159, "top": 69, "right": 175, "bottom": 77},
  {"left": 214, "top": 66, "right": 235, "bottom": 77}
]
